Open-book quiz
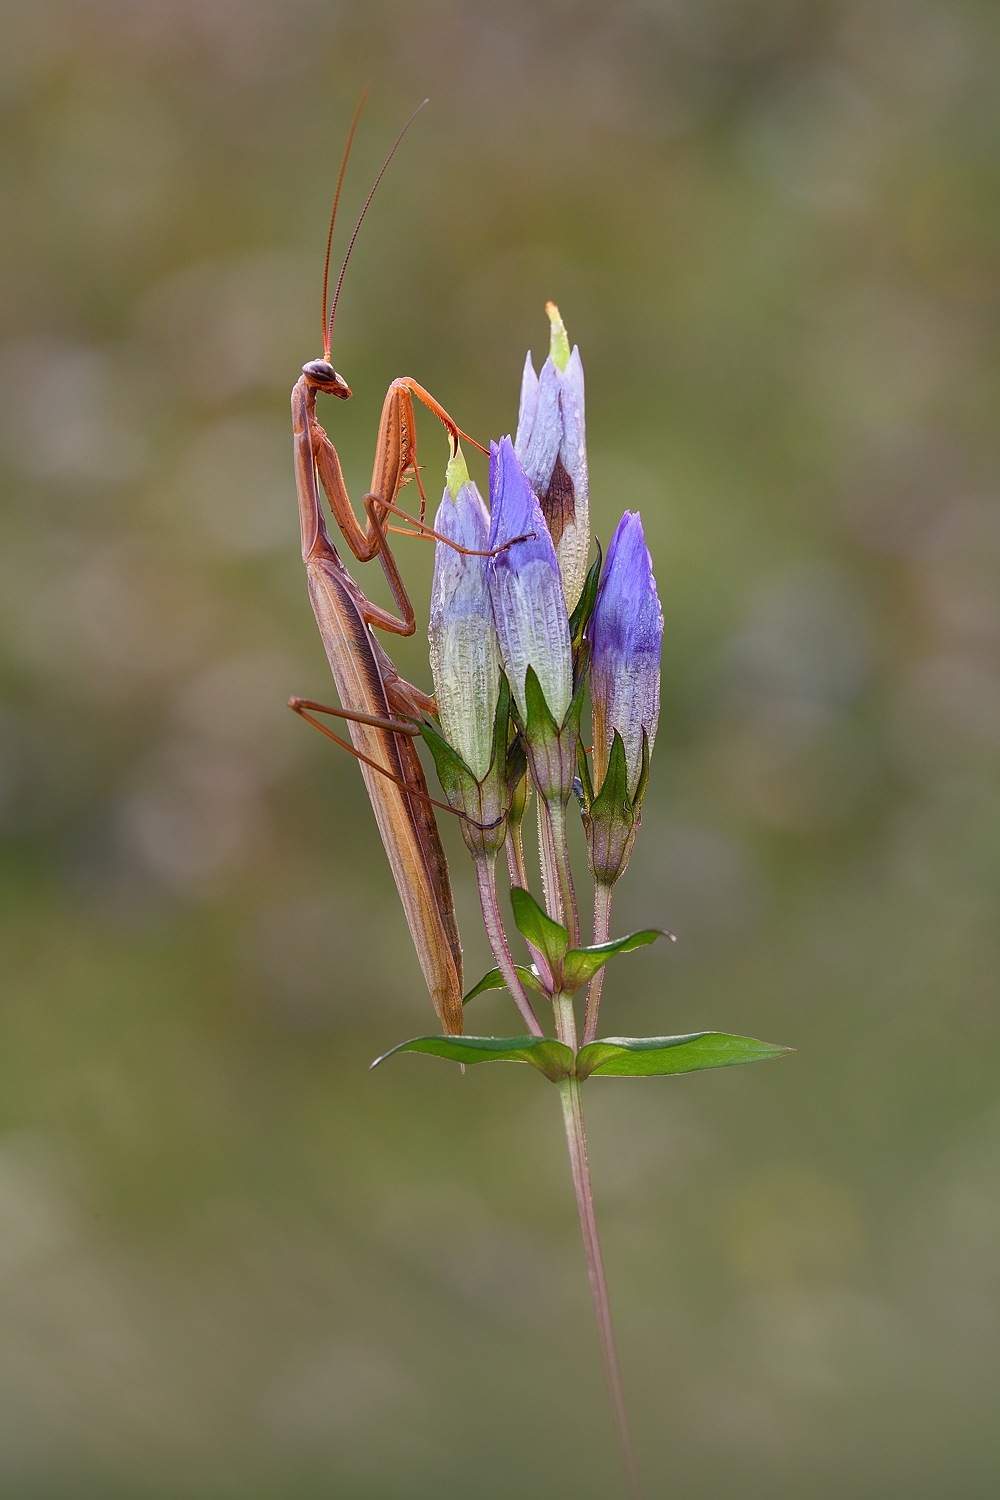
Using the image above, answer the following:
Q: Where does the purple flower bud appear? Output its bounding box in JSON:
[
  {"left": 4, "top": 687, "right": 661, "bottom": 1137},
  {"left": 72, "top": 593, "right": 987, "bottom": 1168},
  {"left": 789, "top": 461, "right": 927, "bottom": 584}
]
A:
[
  {"left": 428, "top": 455, "right": 501, "bottom": 782},
  {"left": 487, "top": 436, "right": 572, "bottom": 726},
  {"left": 587, "top": 511, "right": 662, "bottom": 797},
  {"left": 515, "top": 304, "right": 589, "bottom": 612}
]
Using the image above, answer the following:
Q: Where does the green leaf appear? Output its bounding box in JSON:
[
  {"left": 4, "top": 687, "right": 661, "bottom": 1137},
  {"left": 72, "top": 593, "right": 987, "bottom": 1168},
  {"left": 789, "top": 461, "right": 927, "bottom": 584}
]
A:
[
  {"left": 463, "top": 965, "right": 548, "bottom": 1004},
  {"left": 462, "top": 968, "right": 505, "bottom": 1002},
  {"left": 371, "top": 1034, "right": 574, "bottom": 1082},
  {"left": 560, "top": 929, "right": 669, "bottom": 993},
  {"left": 510, "top": 885, "right": 568, "bottom": 968},
  {"left": 575, "top": 1032, "right": 793, "bottom": 1080}
]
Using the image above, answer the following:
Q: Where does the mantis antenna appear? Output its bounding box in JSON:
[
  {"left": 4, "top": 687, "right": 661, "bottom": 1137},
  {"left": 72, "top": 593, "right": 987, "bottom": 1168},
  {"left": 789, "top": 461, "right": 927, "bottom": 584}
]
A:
[
  {"left": 321, "top": 85, "right": 369, "bottom": 361},
  {"left": 325, "top": 97, "right": 429, "bottom": 357}
]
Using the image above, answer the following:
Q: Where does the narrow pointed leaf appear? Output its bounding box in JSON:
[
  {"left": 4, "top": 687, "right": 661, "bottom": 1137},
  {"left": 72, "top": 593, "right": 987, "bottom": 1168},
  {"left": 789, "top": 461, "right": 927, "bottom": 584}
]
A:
[
  {"left": 372, "top": 1033, "right": 574, "bottom": 1082},
  {"left": 575, "top": 1032, "right": 793, "bottom": 1080},
  {"left": 463, "top": 965, "right": 548, "bottom": 1004},
  {"left": 510, "top": 885, "right": 569, "bottom": 967},
  {"left": 560, "top": 928, "right": 669, "bottom": 993}
]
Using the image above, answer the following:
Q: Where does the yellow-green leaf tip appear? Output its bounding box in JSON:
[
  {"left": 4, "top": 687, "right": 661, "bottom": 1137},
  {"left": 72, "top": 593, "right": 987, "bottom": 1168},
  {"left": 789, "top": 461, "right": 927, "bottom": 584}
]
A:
[{"left": 545, "top": 301, "right": 571, "bottom": 372}]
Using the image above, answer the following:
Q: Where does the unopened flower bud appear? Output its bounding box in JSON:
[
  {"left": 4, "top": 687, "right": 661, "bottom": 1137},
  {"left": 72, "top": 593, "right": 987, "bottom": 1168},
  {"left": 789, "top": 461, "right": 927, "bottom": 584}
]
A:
[
  {"left": 515, "top": 303, "right": 589, "bottom": 612},
  {"left": 487, "top": 436, "right": 572, "bottom": 727},
  {"left": 587, "top": 510, "right": 662, "bottom": 798},
  {"left": 428, "top": 450, "right": 501, "bottom": 783}
]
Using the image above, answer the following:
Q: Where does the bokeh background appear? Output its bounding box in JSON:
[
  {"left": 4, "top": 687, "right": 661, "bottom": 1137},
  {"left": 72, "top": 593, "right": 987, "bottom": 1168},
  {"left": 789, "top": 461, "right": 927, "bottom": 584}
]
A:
[{"left": 1, "top": 0, "right": 999, "bottom": 1495}]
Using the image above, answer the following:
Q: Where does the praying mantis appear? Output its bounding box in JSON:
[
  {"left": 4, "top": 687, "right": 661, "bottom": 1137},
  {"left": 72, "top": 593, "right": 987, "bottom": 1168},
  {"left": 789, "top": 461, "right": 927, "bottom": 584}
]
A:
[{"left": 289, "top": 100, "right": 501, "bottom": 1036}]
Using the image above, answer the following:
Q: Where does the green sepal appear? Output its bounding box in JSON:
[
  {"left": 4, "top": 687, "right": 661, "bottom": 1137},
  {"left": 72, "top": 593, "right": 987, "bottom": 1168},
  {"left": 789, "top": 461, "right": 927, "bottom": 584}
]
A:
[
  {"left": 463, "top": 964, "right": 548, "bottom": 1004},
  {"left": 420, "top": 716, "right": 477, "bottom": 800},
  {"left": 504, "top": 680, "right": 529, "bottom": 826},
  {"left": 506, "top": 732, "right": 527, "bottom": 792},
  {"left": 371, "top": 1033, "right": 574, "bottom": 1082},
  {"left": 569, "top": 542, "right": 602, "bottom": 656},
  {"left": 560, "top": 928, "right": 667, "bottom": 994},
  {"left": 510, "top": 885, "right": 568, "bottom": 969},
  {"left": 632, "top": 728, "right": 651, "bottom": 814},
  {"left": 591, "top": 728, "right": 631, "bottom": 821},
  {"left": 490, "top": 673, "right": 513, "bottom": 783},
  {"left": 520, "top": 662, "right": 586, "bottom": 743},
  {"left": 564, "top": 670, "right": 587, "bottom": 741},
  {"left": 421, "top": 675, "right": 512, "bottom": 798},
  {"left": 584, "top": 728, "right": 639, "bottom": 886},
  {"left": 520, "top": 665, "right": 586, "bottom": 804},
  {"left": 420, "top": 680, "right": 512, "bottom": 858},
  {"left": 507, "top": 761, "right": 530, "bottom": 831},
  {"left": 522, "top": 662, "right": 560, "bottom": 740},
  {"left": 575, "top": 1032, "right": 793, "bottom": 1080},
  {"left": 576, "top": 738, "right": 594, "bottom": 811}
]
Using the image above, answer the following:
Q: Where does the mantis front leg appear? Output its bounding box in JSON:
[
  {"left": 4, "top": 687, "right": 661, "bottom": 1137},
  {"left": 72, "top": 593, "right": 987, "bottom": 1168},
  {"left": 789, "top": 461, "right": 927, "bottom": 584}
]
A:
[{"left": 301, "top": 370, "right": 486, "bottom": 637}]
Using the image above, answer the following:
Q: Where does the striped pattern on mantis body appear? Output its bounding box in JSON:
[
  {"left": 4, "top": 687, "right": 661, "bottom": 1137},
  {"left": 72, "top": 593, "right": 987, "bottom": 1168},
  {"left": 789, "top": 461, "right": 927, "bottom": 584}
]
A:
[{"left": 291, "top": 366, "right": 464, "bottom": 1034}]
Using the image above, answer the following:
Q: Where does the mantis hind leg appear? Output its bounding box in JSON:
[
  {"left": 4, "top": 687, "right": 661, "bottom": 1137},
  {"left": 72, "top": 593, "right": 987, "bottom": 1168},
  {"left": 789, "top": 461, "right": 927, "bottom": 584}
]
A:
[{"left": 288, "top": 696, "right": 495, "bottom": 833}]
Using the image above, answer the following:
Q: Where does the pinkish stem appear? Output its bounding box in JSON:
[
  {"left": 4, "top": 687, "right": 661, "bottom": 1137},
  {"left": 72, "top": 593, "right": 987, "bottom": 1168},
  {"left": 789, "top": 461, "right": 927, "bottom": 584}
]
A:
[
  {"left": 475, "top": 855, "right": 543, "bottom": 1036},
  {"left": 552, "top": 993, "right": 644, "bottom": 1500},
  {"left": 582, "top": 880, "right": 613, "bottom": 1045}
]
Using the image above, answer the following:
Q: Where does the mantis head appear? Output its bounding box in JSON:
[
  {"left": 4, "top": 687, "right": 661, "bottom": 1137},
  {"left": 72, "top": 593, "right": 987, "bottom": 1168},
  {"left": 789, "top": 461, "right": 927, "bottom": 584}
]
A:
[{"left": 302, "top": 359, "right": 352, "bottom": 399}]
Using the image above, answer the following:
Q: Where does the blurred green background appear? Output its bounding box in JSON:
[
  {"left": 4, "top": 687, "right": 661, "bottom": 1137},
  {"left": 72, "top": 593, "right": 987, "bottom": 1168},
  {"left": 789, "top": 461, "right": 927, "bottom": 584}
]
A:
[{"left": 1, "top": 0, "right": 999, "bottom": 1495}]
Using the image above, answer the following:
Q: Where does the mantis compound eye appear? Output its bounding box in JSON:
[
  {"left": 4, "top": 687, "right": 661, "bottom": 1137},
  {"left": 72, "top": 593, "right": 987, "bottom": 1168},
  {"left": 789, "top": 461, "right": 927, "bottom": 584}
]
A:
[{"left": 302, "top": 359, "right": 352, "bottom": 398}]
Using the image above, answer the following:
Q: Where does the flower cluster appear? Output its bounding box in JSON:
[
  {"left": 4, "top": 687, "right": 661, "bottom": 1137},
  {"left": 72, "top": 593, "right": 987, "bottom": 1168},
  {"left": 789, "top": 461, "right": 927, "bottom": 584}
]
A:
[
  {"left": 423, "top": 306, "right": 663, "bottom": 1041},
  {"left": 358, "top": 303, "right": 789, "bottom": 1500}
]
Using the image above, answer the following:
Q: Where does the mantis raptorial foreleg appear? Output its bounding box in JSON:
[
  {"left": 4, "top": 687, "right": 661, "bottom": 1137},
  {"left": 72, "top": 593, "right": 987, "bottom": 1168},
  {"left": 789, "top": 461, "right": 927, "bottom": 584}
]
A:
[{"left": 302, "top": 368, "right": 493, "bottom": 629}]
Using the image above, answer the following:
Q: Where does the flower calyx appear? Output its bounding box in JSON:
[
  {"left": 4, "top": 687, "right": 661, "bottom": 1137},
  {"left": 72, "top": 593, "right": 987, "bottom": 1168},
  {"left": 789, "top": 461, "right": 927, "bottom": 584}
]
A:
[
  {"left": 577, "top": 728, "right": 650, "bottom": 887},
  {"left": 421, "top": 675, "right": 516, "bottom": 859}
]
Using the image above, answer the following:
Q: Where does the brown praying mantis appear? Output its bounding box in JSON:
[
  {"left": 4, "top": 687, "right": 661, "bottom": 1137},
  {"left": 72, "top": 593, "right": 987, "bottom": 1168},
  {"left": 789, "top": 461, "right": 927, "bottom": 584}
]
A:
[{"left": 289, "top": 99, "right": 516, "bottom": 1036}]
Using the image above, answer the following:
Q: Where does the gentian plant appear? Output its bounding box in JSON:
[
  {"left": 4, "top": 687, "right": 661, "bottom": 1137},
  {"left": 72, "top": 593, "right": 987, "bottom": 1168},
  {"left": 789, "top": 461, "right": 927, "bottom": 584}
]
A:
[{"left": 371, "top": 309, "right": 791, "bottom": 1498}]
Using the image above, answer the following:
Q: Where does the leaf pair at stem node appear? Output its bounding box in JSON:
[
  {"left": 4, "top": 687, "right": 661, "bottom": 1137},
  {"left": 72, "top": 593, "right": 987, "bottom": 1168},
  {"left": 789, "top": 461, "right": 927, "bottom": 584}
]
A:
[{"left": 372, "top": 1030, "right": 793, "bottom": 1084}]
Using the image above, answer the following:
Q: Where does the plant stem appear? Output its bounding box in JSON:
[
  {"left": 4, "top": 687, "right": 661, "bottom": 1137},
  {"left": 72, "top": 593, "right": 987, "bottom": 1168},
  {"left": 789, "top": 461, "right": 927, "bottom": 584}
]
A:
[
  {"left": 553, "top": 998, "right": 644, "bottom": 1499},
  {"left": 552, "top": 989, "right": 577, "bottom": 1050},
  {"left": 475, "top": 855, "right": 543, "bottom": 1036},
  {"left": 582, "top": 880, "right": 613, "bottom": 1045},
  {"left": 537, "top": 796, "right": 560, "bottom": 921},
  {"left": 542, "top": 798, "right": 580, "bottom": 947}
]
